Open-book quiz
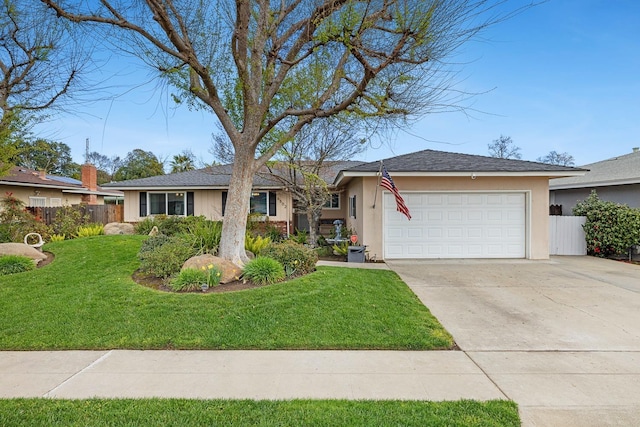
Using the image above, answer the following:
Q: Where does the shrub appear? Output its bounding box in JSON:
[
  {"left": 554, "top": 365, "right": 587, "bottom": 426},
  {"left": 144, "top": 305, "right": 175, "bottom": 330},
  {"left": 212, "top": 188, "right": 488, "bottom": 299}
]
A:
[
  {"left": 49, "top": 234, "right": 66, "bottom": 242},
  {"left": 0, "top": 255, "right": 35, "bottom": 275},
  {"left": 0, "top": 193, "right": 51, "bottom": 243},
  {"left": 75, "top": 224, "right": 105, "bottom": 238},
  {"left": 50, "top": 205, "right": 91, "bottom": 237},
  {"left": 139, "top": 235, "right": 172, "bottom": 256},
  {"left": 245, "top": 234, "right": 271, "bottom": 256},
  {"left": 289, "top": 229, "right": 308, "bottom": 245},
  {"left": 332, "top": 241, "right": 349, "bottom": 256},
  {"left": 169, "top": 268, "right": 208, "bottom": 292},
  {"left": 574, "top": 191, "right": 640, "bottom": 257},
  {"left": 263, "top": 223, "right": 284, "bottom": 242},
  {"left": 134, "top": 217, "right": 156, "bottom": 235},
  {"left": 185, "top": 218, "right": 222, "bottom": 255},
  {"left": 261, "top": 240, "right": 318, "bottom": 277},
  {"left": 242, "top": 257, "right": 285, "bottom": 285},
  {"left": 134, "top": 215, "right": 189, "bottom": 236},
  {"left": 138, "top": 235, "right": 197, "bottom": 278}
]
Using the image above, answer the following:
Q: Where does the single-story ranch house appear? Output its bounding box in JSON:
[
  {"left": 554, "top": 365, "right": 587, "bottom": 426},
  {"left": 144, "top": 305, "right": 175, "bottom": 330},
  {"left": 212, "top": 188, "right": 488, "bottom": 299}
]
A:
[{"left": 103, "top": 149, "right": 585, "bottom": 261}]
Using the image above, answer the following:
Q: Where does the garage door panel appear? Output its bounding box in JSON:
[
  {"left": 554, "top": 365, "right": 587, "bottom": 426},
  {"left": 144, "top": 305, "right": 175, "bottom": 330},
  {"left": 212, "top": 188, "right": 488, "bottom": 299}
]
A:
[{"left": 384, "top": 192, "right": 525, "bottom": 259}]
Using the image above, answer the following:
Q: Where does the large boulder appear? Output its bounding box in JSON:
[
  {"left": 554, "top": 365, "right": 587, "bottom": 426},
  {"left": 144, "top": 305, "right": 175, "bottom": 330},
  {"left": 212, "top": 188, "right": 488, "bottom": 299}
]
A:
[
  {"left": 104, "top": 222, "right": 135, "bottom": 235},
  {"left": 182, "top": 254, "right": 242, "bottom": 284},
  {"left": 0, "top": 243, "right": 48, "bottom": 265}
]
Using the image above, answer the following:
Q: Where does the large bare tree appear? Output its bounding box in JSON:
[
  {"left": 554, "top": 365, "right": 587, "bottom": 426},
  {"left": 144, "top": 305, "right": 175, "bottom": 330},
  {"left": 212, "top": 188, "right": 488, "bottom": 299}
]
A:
[
  {"left": 0, "top": 0, "right": 87, "bottom": 175},
  {"left": 264, "top": 118, "right": 365, "bottom": 246},
  {"left": 41, "top": 0, "right": 529, "bottom": 265}
]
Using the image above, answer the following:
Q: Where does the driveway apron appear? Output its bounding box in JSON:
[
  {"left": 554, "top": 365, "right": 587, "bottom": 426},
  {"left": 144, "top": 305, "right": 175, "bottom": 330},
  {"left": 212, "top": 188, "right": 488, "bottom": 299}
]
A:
[{"left": 388, "top": 256, "right": 640, "bottom": 427}]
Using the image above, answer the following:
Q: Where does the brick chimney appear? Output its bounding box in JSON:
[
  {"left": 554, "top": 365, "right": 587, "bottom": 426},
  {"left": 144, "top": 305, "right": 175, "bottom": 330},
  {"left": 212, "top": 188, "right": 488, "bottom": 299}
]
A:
[{"left": 81, "top": 164, "right": 98, "bottom": 205}]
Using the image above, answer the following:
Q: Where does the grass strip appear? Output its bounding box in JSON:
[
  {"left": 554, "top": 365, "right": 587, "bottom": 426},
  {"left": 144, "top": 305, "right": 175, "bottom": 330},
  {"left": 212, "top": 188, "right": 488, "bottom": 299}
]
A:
[
  {"left": 0, "top": 399, "right": 519, "bottom": 426},
  {"left": 0, "top": 236, "right": 452, "bottom": 350}
]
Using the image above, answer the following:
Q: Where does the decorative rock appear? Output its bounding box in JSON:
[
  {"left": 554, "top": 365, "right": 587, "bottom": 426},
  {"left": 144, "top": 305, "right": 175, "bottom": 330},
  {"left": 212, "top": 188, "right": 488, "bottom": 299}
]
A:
[
  {"left": 104, "top": 222, "right": 135, "bottom": 235},
  {"left": 148, "top": 226, "right": 160, "bottom": 236},
  {"left": 0, "top": 243, "right": 47, "bottom": 265},
  {"left": 182, "top": 254, "right": 243, "bottom": 284}
]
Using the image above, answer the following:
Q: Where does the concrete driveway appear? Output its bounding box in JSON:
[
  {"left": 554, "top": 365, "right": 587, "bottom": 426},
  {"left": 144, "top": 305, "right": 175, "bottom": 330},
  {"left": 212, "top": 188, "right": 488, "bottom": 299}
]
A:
[{"left": 388, "top": 256, "right": 640, "bottom": 427}]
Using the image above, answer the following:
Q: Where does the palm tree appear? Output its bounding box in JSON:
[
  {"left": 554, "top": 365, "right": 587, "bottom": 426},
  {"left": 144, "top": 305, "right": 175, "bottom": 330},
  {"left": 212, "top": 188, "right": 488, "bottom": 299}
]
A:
[{"left": 170, "top": 151, "right": 196, "bottom": 173}]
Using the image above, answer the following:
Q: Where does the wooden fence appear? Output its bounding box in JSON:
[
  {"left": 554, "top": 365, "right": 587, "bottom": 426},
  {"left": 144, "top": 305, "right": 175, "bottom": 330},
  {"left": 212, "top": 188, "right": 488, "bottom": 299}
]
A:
[
  {"left": 549, "top": 215, "right": 587, "bottom": 255},
  {"left": 27, "top": 205, "right": 124, "bottom": 226}
]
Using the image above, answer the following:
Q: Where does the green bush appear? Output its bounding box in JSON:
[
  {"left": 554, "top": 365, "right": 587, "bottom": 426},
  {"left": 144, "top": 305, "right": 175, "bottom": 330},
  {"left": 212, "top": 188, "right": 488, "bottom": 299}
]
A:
[
  {"left": 0, "top": 255, "right": 35, "bottom": 275},
  {"left": 134, "top": 215, "right": 190, "bottom": 236},
  {"left": 261, "top": 240, "right": 318, "bottom": 277},
  {"left": 74, "top": 224, "right": 104, "bottom": 238},
  {"left": 50, "top": 205, "right": 91, "bottom": 238},
  {"left": 134, "top": 217, "right": 156, "bottom": 235},
  {"left": 573, "top": 191, "right": 640, "bottom": 257},
  {"left": 169, "top": 268, "right": 208, "bottom": 292},
  {"left": 0, "top": 193, "right": 51, "bottom": 243},
  {"left": 138, "top": 235, "right": 197, "bottom": 278},
  {"left": 245, "top": 234, "right": 271, "bottom": 256},
  {"left": 139, "top": 235, "right": 172, "bottom": 256},
  {"left": 185, "top": 218, "right": 222, "bottom": 254},
  {"left": 332, "top": 241, "right": 349, "bottom": 256},
  {"left": 263, "top": 223, "right": 285, "bottom": 242},
  {"left": 289, "top": 229, "right": 308, "bottom": 244},
  {"left": 242, "top": 257, "right": 285, "bottom": 285}
]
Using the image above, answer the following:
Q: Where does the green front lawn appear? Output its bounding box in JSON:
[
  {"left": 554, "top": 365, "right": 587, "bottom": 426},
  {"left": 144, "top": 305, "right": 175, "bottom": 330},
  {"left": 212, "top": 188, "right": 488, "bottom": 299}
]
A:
[
  {"left": 0, "top": 399, "right": 519, "bottom": 427},
  {"left": 0, "top": 235, "right": 453, "bottom": 350}
]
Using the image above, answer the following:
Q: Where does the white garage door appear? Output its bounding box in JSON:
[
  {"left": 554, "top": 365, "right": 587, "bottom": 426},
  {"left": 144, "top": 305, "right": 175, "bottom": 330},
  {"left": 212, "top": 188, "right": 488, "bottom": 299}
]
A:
[{"left": 384, "top": 192, "right": 526, "bottom": 259}]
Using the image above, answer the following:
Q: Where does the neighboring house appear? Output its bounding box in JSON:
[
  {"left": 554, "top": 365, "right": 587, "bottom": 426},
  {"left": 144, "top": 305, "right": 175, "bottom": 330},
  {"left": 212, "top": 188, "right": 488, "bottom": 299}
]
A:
[
  {"left": 550, "top": 148, "right": 640, "bottom": 214},
  {"left": 0, "top": 164, "right": 123, "bottom": 207}
]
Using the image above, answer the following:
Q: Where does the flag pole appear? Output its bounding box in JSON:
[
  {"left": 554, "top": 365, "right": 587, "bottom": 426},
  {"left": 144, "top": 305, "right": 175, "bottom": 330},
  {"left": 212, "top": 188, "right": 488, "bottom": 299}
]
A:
[{"left": 372, "top": 160, "right": 383, "bottom": 209}]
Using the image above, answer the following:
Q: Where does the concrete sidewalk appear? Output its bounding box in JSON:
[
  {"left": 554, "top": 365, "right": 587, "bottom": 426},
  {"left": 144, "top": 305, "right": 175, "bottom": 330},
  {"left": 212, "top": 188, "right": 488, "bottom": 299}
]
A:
[{"left": 0, "top": 350, "right": 502, "bottom": 401}]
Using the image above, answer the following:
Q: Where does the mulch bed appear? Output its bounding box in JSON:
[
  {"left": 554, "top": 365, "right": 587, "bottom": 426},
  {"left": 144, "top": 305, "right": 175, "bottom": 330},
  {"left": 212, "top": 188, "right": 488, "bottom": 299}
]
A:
[{"left": 131, "top": 270, "right": 268, "bottom": 293}]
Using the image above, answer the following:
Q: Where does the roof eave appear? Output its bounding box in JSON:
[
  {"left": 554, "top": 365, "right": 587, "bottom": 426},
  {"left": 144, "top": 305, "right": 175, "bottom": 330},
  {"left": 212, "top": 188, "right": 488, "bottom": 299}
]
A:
[
  {"left": 0, "top": 180, "right": 82, "bottom": 191},
  {"left": 106, "top": 185, "right": 284, "bottom": 191},
  {"left": 550, "top": 177, "right": 640, "bottom": 190},
  {"left": 335, "top": 170, "right": 586, "bottom": 186}
]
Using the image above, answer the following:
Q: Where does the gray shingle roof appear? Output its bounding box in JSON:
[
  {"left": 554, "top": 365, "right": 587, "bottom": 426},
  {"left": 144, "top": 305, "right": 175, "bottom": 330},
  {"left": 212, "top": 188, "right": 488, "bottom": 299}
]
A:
[
  {"left": 344, "top": 149, "right": 584, "bottom": 173},
  {"left": 102, "top": 164, "right": 282, "bottom": 189},
  {"left": 103, "top": 149, "right": 585, "bottom": 190},
  {"left": 104, "top": 161, "right": 366, "bottom": 189},
  {"left": 550, "top": 149, "right": 640, "bottom": 188}
]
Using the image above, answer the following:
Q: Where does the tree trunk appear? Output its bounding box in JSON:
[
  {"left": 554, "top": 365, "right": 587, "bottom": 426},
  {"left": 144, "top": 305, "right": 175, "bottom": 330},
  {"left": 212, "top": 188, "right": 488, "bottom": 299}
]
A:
[
  {"left": 306, "top": 209, "right": 322, "bottom": 248},
  {"left": 218, "top": 147, "right": 256, "bottom": 266}
]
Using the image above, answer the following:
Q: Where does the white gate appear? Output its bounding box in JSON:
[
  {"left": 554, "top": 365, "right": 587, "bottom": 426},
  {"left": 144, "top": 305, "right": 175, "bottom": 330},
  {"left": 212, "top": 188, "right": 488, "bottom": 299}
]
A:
[{"left": 549, "top": 216, "right": 587, "bottom": 255}]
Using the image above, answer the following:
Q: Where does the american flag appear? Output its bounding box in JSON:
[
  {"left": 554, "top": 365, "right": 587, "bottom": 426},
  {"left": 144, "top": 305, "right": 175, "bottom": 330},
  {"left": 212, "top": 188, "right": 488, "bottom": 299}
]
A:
[{"left": 381, "top": 165, "right": 411, "bottom": 220}]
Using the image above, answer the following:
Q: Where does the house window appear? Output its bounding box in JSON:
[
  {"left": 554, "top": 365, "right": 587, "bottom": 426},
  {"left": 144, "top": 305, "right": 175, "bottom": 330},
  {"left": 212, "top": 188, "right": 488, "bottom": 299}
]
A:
[
  {"left": 349, "top": 195, "right": 356, "bottom": 219},
  {"left": 50, "top": 198, "right": 62, "bottom": 207},
  {"left": 222, "top": 191, "right": 277, "bottom": 216},
  {"left": 323, "top": 193, "right": 340, "bottom": 209},
  {"left": 145, "top": 192, "right": 188, "bottom": 216},
  {"left": 250, "top": 192, "right": 268, "bottom": 215},
  {"left": 28, "top": 197, "right": 46, "bottom": 207}
]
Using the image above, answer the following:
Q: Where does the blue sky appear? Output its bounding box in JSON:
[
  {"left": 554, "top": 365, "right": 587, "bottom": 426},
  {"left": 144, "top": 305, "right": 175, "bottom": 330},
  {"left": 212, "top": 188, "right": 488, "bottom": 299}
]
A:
[{"left": 35, "top": 0, "right": 640, "bottom": 168}]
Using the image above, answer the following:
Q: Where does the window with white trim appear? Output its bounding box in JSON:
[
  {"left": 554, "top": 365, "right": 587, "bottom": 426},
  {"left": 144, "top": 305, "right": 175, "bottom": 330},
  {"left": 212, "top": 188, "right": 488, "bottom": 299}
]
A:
[
  {"left": 28, "top": 197, "right": 46, "bottom": 207},
  {"left": 50, "top": 198, "right": 62, "bottom": 207},
  {"left": 148, "top": 192, "right": 186, "bottom": 216},
  {"left": 349, "top": 195, "right": 356, "bottom": 218},
  {"left": 323, "top": 193, "right": 340, "bottom": 209},
  {"left": 222, "top": 191, "right": 277, "bottom": 216}
]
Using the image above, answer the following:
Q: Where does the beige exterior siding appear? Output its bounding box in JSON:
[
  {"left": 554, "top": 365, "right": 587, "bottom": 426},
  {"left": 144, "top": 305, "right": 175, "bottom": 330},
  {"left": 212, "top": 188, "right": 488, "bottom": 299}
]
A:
[
  {"left": 346, "top": 176, "right": 550, "bottom": 260},
  {"left": 123, "top": 189, "right": 293, "bottom": 224},
  {"left": 2, "top": 185, "right": 89, "bottom": 207}
]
